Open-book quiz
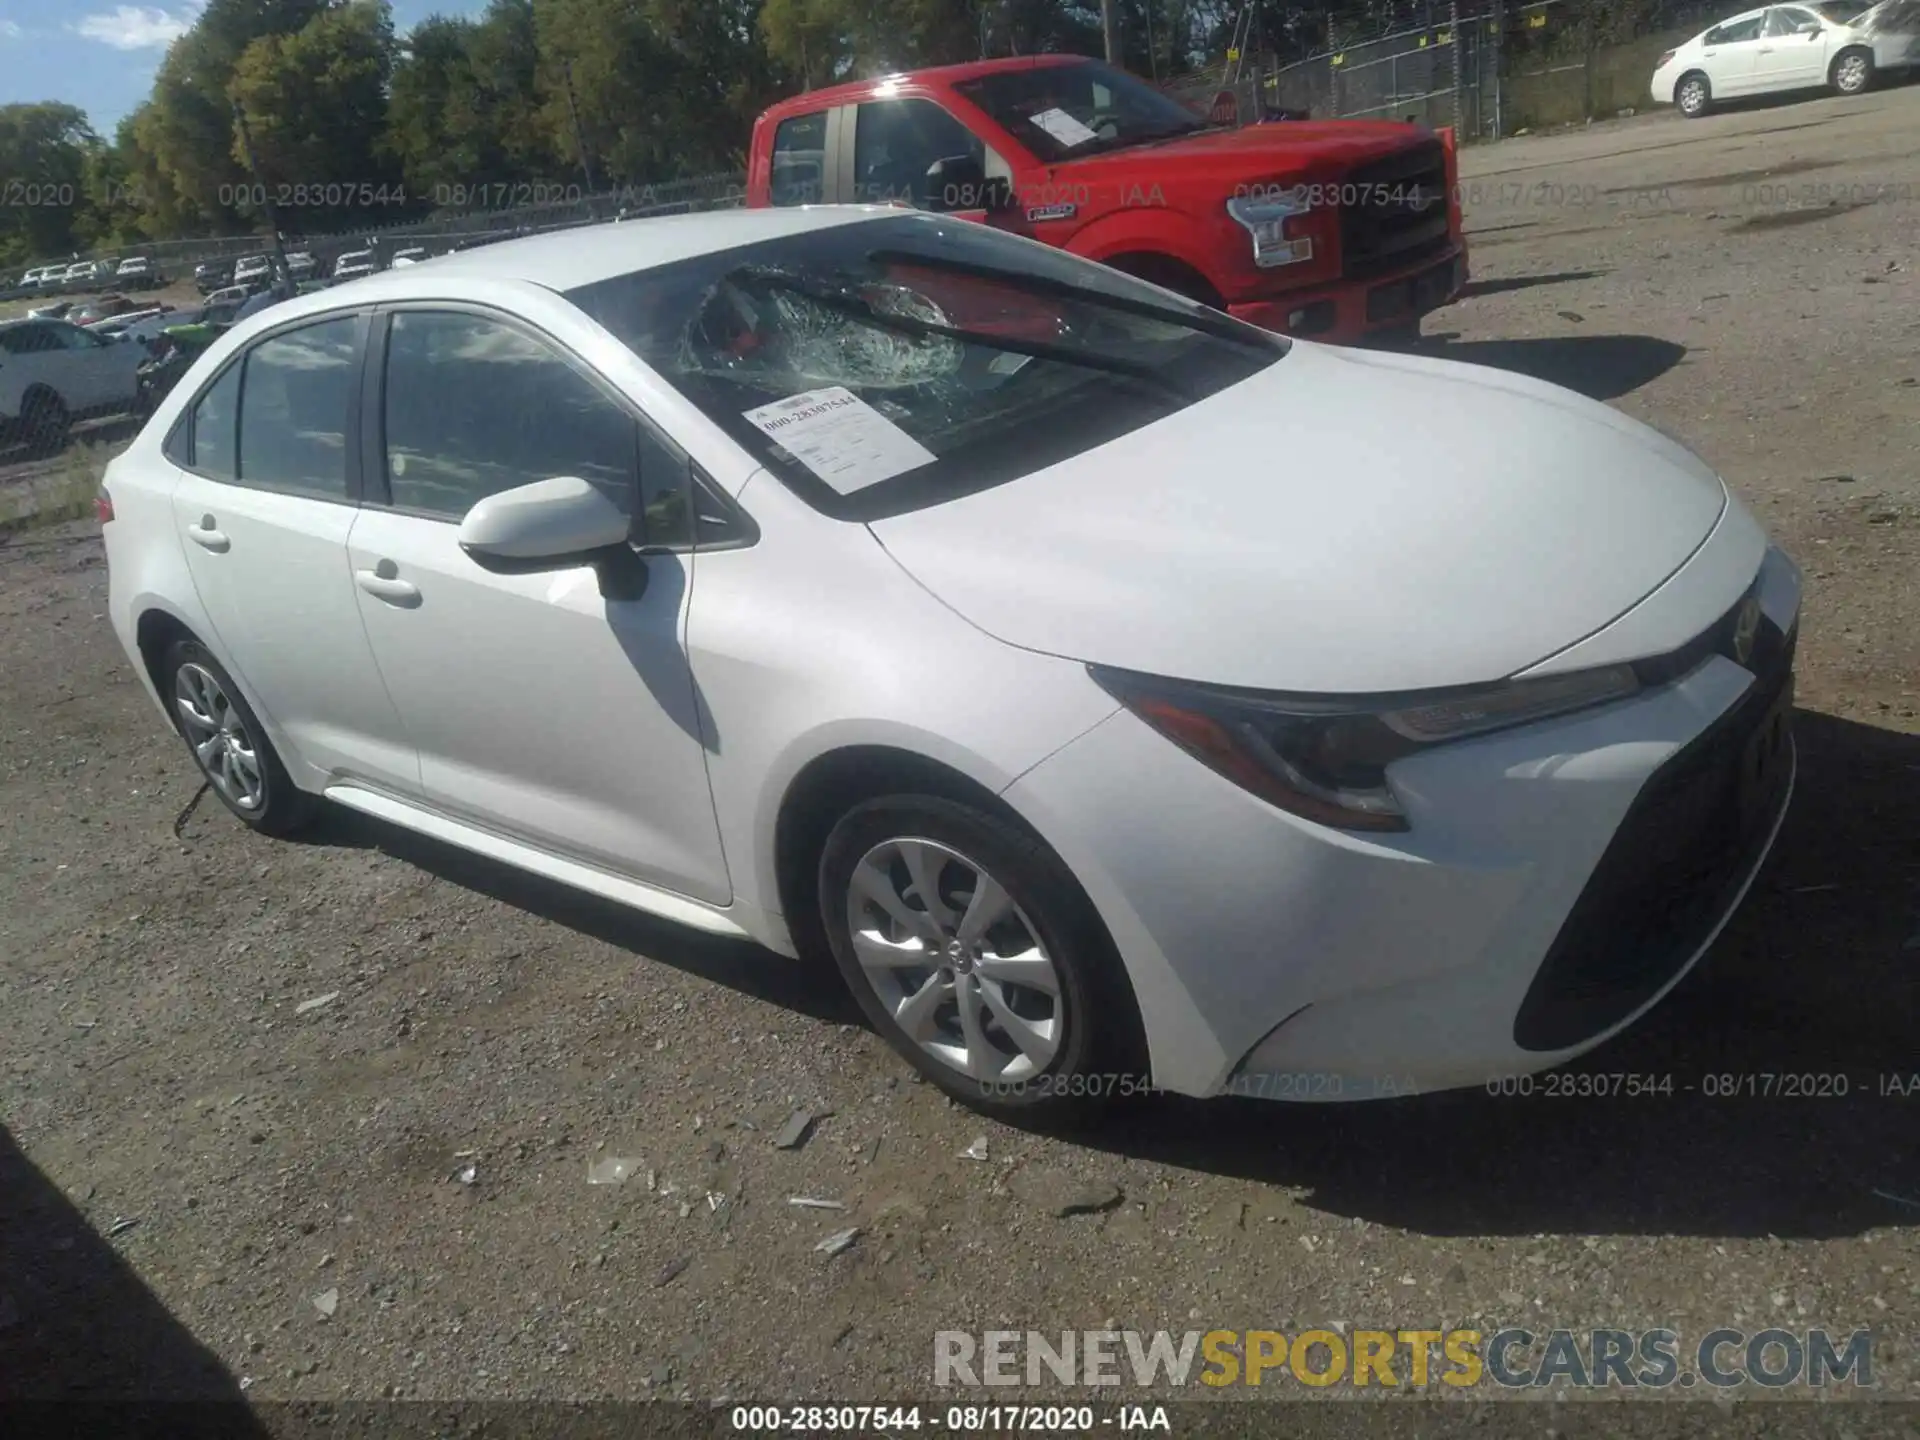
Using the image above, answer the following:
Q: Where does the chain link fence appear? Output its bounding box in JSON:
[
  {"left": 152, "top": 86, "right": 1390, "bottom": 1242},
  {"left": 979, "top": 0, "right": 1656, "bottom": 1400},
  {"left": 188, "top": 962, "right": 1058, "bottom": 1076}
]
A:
[{"left": 1168, "top": 0, "right": 1731, "bottom": 140}]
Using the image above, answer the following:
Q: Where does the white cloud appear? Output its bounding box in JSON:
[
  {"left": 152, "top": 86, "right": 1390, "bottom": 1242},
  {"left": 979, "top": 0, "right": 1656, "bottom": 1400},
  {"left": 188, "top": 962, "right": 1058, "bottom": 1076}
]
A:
[
  {"left": 0, "top": 20, "right": 24, "bottom": 39},
  {"left": 72, "top": 4, "right": 203, "bottom": 50}
]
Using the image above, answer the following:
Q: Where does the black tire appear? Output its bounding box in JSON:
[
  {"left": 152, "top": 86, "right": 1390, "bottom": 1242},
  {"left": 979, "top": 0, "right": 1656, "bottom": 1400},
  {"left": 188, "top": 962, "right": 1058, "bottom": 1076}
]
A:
[
  {"left": 1675, "top": 71, "right": 1712, "bottom": 118},
  {"left": 161, "top": 637, "right": 317, "bottom": 836},
  {"left": 1830, "top": 46, "right": 1874, "bottom": 95},
  {"left": 20, "top": 389, "right": 69, "bottom": 456},
  {"left": 818, "top": 794, "right": 1147, "bottom": 1120}
]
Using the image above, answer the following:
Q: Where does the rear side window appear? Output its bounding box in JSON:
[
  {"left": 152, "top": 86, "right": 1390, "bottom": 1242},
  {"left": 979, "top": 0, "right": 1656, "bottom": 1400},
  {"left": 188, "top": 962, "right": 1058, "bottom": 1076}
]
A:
[
  {"left": 1, "top": 325, "right": 55, "bottom": 354},
  {"left": 380, "top": 310, "right": 638, "bottom": 520},
  {"left": 770, "top": 112, "right": 828, "bottom": 206},
  {"left": 236, "top": 317, "right": 358, "bottom": 500},
  {"left": 190, "top": 363, "right": 241, "bottom": 478},
  {"left": 1706, "top": 14, "right": 1765, "bottom": 40}
]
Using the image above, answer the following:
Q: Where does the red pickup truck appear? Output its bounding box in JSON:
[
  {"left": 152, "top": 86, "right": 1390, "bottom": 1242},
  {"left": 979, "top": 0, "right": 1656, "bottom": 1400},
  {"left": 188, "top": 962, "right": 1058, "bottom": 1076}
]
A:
[{"left": 746, "top": 55, "right": 1467, "bottom": 344}]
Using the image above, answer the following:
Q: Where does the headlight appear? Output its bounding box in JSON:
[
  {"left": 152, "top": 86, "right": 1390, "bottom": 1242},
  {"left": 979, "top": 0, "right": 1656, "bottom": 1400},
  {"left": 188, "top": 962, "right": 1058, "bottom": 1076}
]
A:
[
  {"left": 1090, "top": 663, "right": 1641, "bottom": 832},
  {"left": 1226, "top": 193, "right": 1314, "bottom": 268}
]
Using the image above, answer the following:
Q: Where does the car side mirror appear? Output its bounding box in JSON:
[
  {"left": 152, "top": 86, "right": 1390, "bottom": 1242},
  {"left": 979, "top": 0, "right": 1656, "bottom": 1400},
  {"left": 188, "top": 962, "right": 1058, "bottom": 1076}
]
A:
[
  {"left": 925, "top": 154, "right": 1010, "bottom": 213},
  {"left": 457, "top": 476, "right": 645, "bottom": 593}
]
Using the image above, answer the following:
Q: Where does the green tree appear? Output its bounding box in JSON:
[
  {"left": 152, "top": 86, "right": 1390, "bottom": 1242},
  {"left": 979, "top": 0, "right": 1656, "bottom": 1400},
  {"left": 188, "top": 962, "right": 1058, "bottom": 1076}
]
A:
[
  {"left": 228, "top": 0, "right": 402, "bottom": 227},
  {"left": 142, "top": 0, "right": 331, "bottom": 230},
  {"left": 0, "top": 103, "right": 95, "bottom": 267}
]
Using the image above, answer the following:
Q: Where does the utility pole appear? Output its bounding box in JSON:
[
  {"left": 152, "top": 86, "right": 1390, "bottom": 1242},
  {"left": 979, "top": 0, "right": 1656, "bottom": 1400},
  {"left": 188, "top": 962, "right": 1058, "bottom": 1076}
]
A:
[
  {"left": 562, "top": 61, "right": 599, "bottom": 195},
  {"left": 1101, "top": 0, "right": 1119, "bottom": 63},
  {"left": 231, "top": 100, "right": 293, "bottom": 294}
]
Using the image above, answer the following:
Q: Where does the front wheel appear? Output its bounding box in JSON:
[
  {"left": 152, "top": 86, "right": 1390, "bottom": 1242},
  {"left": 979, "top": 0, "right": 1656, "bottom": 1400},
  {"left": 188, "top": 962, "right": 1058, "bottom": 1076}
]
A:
[
  {"left": 1831, "top": 47, "right": 1873, "bottom": 95},
  {"left": 20, "top": 390, "right": 69, "bottom": 455},
  {"left": 818, "top": 795, "right": 1147, "bottom": 1119},
  {"left": 1675, "top": 72, "right": 1712, "bottom": 118}
]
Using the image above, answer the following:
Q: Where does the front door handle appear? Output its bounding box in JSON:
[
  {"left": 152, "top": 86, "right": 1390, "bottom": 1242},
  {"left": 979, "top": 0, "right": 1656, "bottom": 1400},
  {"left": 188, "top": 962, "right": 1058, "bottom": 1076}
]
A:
[
  {"left": 187, "top": 516, "right": 230, "bottom": 552},
  {"left": 355, "top": 561, "right": 421, "bottom": 606}
]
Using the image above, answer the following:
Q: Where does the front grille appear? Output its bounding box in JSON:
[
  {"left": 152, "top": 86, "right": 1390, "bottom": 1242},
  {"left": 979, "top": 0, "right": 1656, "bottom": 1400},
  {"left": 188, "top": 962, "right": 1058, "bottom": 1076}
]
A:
[
  {"left": 1512, "top": 619, "right": 1796, "bottom": 1053},
  {"left": 1339, "top": 140, "right": 1453, "bottom": 282}
]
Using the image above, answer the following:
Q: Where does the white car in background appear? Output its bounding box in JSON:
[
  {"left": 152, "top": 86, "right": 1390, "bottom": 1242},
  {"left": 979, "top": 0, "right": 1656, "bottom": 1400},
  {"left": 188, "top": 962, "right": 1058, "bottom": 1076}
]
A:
[
  {"left": 0, "top": 316, "right": 146, "bottom": 451},
  {"left": 101, "top": 209, "right": 1800, "bottom": 1116},
  {"left": 1653, "top": 1, "right": 1917, "bottom": 115},
  {"left": 332, "top": 249, "right": 379, "bottom": 280}
]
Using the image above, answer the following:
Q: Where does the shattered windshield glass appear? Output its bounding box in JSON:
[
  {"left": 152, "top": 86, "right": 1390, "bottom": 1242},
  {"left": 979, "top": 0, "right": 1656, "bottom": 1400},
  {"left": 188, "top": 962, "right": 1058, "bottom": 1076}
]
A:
[{"left": 566, "top": 214, "right": 1282, "bottom": 519}]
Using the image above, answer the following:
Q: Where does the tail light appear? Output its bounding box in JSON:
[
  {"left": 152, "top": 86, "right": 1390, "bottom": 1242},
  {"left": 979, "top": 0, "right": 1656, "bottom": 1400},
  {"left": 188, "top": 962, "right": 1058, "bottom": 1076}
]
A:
[
  {"left": 1656, "top": 50, "right": 1677, "bottom": 68},
  {"left": 94, "top": 484, "right": 114, "bottom": 524}
]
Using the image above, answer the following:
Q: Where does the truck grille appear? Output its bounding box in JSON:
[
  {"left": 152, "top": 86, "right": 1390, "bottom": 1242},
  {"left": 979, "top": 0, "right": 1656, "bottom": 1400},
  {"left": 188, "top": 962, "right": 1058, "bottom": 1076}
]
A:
[
  {"left": 1512, "top": 617, "right": 1796, "bottom": 1053},
  {"left": 1339, "top": 140, "right": 1453, "bottom": 282}
]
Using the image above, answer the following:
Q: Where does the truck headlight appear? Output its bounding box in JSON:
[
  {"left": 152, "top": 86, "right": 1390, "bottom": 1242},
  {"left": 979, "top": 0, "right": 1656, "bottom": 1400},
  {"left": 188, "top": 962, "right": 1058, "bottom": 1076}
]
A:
[{"left": 1226, "top": 193, "right": 1314, "bottom": 268}]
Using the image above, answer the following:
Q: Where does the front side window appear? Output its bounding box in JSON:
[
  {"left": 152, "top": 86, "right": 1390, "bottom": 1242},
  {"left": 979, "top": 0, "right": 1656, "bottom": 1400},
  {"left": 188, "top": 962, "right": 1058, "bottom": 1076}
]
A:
[
  {"left": 951, "top": 60, "right": 1214, "bottom": 162},
  {"left": 1706, "top": 14, "right": 1766, "bottom": 40},
  {"left": 770, "top": 112, "right": 828, "bottom": 206},
  {"left": 380, "top": 310, "right": 638, "bottom": 521},
  {"left": 236, "top": 317, "right": 358, "bottom": 500},
  {"left": 565, "top": 213, "right": 1283, "bottom": 522},
  {"left": 853, "top": 100, "right": 984, "bottom": 208},
  {"left": 1764, "top": 7, "right": 1820, "bottom": 33}
]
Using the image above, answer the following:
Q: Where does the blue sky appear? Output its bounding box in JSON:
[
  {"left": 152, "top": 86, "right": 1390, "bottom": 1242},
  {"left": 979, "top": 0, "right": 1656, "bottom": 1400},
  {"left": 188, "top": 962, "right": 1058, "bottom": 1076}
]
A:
[{"left": 0, "top": 0, "right": 486, "bottom": 136}]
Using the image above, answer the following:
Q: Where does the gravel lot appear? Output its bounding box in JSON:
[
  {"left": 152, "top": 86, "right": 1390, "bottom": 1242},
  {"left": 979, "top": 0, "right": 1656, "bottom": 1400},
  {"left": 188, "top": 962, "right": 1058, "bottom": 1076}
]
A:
[{"left": 2, "top": 85, "right": 1917, "bottom": 1417}]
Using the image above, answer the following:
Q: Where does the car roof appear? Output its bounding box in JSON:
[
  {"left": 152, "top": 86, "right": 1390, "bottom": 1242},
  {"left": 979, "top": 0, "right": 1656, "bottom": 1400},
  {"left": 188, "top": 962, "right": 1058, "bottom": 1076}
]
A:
[{"left": 324, "top": 207, "right": 896, "bottom": 292}]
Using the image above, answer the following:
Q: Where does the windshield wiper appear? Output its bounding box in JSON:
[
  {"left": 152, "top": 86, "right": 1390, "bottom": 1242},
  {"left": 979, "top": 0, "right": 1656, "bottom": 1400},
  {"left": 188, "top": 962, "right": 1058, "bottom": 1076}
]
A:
[
  {"left": 727, "top": 268, "right": 1198, "bottom": 403},
  {"left": 865, "top": 248, "right": 1285, "bottom": 353}
]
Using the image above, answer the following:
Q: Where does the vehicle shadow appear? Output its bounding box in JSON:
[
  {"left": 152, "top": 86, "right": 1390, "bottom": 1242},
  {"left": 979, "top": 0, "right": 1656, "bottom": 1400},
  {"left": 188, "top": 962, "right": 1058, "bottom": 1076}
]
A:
[
  {"left": 1066, "top": 708, "right": 1920, "bottom": 1240},
  {"left": 1457, "top": 269, "right": 1607, "bottom": 299},
  {"left": 299, "top": 805, "right": 859, "bottom": 1027},
  {"left": 0, "top": 1125, "right": 267, "bottom": 1425},
  {"left": 1409, "top": 333, "right": 1688, "bottom": 400}
]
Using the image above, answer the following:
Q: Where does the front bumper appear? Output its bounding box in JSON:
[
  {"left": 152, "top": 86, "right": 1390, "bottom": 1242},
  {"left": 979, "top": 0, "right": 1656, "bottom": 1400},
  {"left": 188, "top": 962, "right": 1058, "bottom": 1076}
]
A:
[
  {"left": 1003, "top": 545, "right": 1802, "bottom": 1101},
  {"left": 1227, "top": 249, "right": 1467, "bottom": 343}
]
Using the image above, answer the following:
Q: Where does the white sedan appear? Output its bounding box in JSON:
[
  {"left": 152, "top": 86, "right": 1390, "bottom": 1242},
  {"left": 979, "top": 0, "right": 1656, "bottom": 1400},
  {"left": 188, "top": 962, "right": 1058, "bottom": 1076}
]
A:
[
  {"left": 1653, "top": 1, "right": 1917, "bottom": 115},
  {"left": 101, "top": 208, "right": 1800, "bottom": 1115}
]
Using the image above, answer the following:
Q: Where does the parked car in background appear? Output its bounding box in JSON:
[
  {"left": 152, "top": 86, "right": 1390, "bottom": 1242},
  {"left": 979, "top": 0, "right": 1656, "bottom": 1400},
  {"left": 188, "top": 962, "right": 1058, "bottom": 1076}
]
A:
[
  {"left": 26, "top": 300, "right": 74, "bottom": 321},
  {"left": 203, "top": 284, "right": 250, "bottom": 309},
  {"left": 97, "top": 308, "right": 179, "bottom": 353},
  {"left": 195, "top": 259, "right": 235, "bottom": 294},
  {"left": 70, "top": 294, "right": 142, "bottom": 326},
  {"left": 20, "top": 265, "right": 55, "bottom": 290},
  {"left": 285, "top": 251, "right": 317, "bottom": 281},
  {"left": 1652, "top": 1, "right": 1917, "bottom": 114},
  {"left": 331, "top": 248, "right": 378, "bottom": 280},
  {"left": 233, "top": 254, "right": 274, "bottom": 291},
  {"left": 116, "top": 256, "right": 163, "bottom": 290},
  {"left": 61, "top": 260, "right": 108, "bottom": 292},
  {"left": 0, "top": 316, "right": 146, "bottom": 451},
  {"left": 102, "top": 210, "right": 1800, "bottom": 1116},
  {"left": 389, "top": 246, "right": 430, "bottom": 268}
]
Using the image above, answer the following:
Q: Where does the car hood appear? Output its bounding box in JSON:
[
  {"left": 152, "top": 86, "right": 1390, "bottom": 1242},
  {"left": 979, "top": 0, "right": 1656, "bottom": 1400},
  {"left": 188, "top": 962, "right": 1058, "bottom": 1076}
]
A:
[
  {"left": 868, "top": 341, "right": 1728, "bottom": 694},
  {"left": 1057, "top": 118, "right": 1432, "bottom": 184}
]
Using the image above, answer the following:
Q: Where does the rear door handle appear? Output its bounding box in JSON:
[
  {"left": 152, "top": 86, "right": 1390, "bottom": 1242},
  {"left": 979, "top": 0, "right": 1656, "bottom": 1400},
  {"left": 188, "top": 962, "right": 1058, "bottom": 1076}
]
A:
[
  {"left": 355, "top": 566, "right": 421, "bottom": 606},
  {"left": 186, "top": 518, "right": 229, "bottom": 552}
]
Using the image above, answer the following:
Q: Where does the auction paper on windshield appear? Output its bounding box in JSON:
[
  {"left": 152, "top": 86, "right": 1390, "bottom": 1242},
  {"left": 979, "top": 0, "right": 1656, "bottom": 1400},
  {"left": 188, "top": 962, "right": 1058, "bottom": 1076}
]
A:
[
  {"left": 1029, "top": 107, "right": 1099, "bottom": 148},
  {"left": 743, "top": 387, "right": 936, "bottom": 494}
]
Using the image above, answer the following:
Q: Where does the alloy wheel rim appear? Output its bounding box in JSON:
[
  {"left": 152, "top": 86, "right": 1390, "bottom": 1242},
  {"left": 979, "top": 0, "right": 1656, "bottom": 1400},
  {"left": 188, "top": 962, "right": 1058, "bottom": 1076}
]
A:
[
  {"left": 1838, "top": 55, "right": 1867, "bottom": 88},
  {"left": 1680, "top": 79, "right": 1705, "bottom": 111},
  {"left": 175, "top": 663, "right": 266, "bottom": 811},
  {"left": 845, "top": 837, "right": 1063, "bottom": 1082}
]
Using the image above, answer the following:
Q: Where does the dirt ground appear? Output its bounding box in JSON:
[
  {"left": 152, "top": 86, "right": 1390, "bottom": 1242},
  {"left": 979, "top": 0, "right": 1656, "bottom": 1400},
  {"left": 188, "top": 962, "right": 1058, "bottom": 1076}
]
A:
[{"left": 1, "top": 85, "right": 1917, "bottom": 1416}]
